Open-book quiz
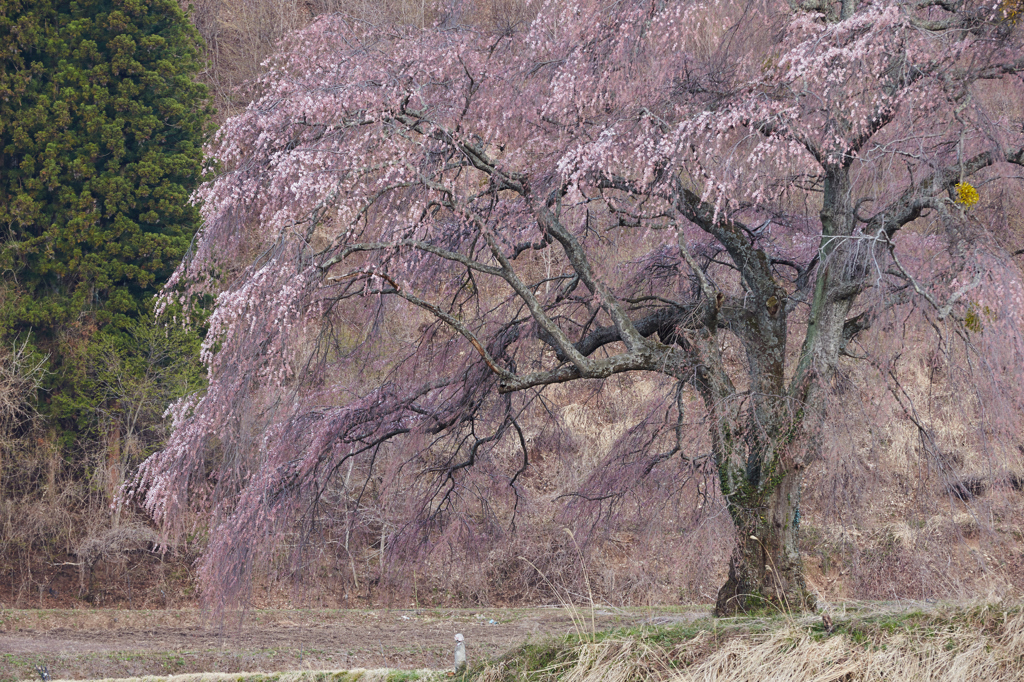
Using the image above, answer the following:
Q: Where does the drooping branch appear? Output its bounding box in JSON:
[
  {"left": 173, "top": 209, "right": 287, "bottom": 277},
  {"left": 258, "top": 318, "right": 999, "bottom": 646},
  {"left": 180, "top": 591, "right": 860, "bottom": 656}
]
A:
[{"left": 887, "top": 242, "right": 983, "bottom": 320}]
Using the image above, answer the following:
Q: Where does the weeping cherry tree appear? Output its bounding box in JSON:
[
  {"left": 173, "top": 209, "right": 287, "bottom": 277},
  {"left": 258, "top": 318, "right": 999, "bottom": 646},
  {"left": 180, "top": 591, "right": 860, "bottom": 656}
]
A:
[{"left": 134, "top": 0, "right": 1024, "bottom": 614}]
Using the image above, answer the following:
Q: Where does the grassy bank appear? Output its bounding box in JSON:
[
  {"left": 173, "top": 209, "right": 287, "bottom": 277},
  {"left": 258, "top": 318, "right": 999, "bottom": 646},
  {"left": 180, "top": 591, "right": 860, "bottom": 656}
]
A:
[{"left": 474, "top": 602, "right": 1024, "bottom": 681}]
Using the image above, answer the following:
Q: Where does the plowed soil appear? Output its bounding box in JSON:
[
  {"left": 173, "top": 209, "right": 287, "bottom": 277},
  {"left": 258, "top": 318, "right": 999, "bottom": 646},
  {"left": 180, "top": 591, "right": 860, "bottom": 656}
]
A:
[{"left": 0, "top": 607, "right": 708, "bottom": 681}]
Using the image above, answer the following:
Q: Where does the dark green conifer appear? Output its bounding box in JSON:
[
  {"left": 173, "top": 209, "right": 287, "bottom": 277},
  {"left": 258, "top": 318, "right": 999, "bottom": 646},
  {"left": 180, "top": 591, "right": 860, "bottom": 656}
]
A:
[{"left": 0, "top": 0, "right": 209, "bottom": 439}]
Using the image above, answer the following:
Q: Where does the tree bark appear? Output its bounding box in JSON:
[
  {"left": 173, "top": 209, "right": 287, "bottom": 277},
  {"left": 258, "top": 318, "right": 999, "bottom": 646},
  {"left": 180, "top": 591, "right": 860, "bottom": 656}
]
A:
[{"left": 715, "top": 462, "right": 815, "bottom": 616}]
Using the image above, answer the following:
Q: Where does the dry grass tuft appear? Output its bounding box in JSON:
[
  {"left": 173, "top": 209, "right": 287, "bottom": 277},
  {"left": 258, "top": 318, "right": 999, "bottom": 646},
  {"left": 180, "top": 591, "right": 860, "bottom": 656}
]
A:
[
  {"left": 554, "top": 638, "right": 675, "bottom": 682},
  {"left": 668, "top": 622, "right": 1013, "bottom": 681}
]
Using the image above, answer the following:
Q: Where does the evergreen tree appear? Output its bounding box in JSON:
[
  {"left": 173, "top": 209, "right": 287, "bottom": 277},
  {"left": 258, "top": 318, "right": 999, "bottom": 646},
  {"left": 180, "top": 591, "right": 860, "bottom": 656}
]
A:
[{"left": 0, "top": 0, "right": 209, "bottom": 438}]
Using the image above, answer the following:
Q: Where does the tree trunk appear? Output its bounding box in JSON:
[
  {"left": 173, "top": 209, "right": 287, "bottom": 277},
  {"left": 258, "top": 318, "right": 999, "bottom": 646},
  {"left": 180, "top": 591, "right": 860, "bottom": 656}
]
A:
[
  {"left": 715, "top": 463, "right": 815, "bottom": 616},
  {"left": 711, "top": 166, "right": 857, "bottom": 617}
]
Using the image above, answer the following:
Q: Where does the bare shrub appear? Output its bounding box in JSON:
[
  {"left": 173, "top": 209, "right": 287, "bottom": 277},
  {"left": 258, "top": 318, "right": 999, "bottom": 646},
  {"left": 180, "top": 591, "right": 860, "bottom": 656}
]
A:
[
  {"left": 73, "top": 522, "right": 162, "bottom": 597},
  {"left": 74, "top": 523, "right": 162, "bottom": 568},
  {"left": 0, "top": 341, "right": 46, "bottom": 497}
]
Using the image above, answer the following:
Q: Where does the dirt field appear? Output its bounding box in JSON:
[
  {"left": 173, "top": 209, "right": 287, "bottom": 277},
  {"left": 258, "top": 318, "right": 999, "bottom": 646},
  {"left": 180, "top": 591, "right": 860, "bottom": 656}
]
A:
[{"left": 0, "top": 607, "right": 709, "bottom": 681}]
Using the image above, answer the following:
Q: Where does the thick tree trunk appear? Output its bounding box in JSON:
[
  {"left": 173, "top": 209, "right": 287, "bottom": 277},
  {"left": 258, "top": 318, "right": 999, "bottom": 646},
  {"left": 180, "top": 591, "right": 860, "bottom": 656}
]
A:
[
  {"left": 715, "top": 464, "right": 815, "bottom": 616},
  {"left": 711, "top": 166, "right": 857, "bottom": 617}
]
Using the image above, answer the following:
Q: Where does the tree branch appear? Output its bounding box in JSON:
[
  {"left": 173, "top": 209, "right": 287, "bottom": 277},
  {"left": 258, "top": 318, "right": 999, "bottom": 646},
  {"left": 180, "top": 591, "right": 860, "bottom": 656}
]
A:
[{"left": 862, "top": 149, "right": 1018, "bottom": 238}]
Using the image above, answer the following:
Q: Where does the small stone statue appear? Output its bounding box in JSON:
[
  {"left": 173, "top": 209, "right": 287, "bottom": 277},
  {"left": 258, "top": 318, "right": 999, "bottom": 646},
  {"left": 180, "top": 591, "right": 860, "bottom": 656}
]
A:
[{"left": 454, "top": 633, "right": 467, "bottom": 674}]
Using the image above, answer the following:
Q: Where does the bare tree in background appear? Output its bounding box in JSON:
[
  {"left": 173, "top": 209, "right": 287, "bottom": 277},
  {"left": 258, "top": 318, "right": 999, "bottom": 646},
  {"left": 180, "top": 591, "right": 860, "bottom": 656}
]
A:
[{"left": 138, "top": 0, "right": 1024, "bottom": 614}]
